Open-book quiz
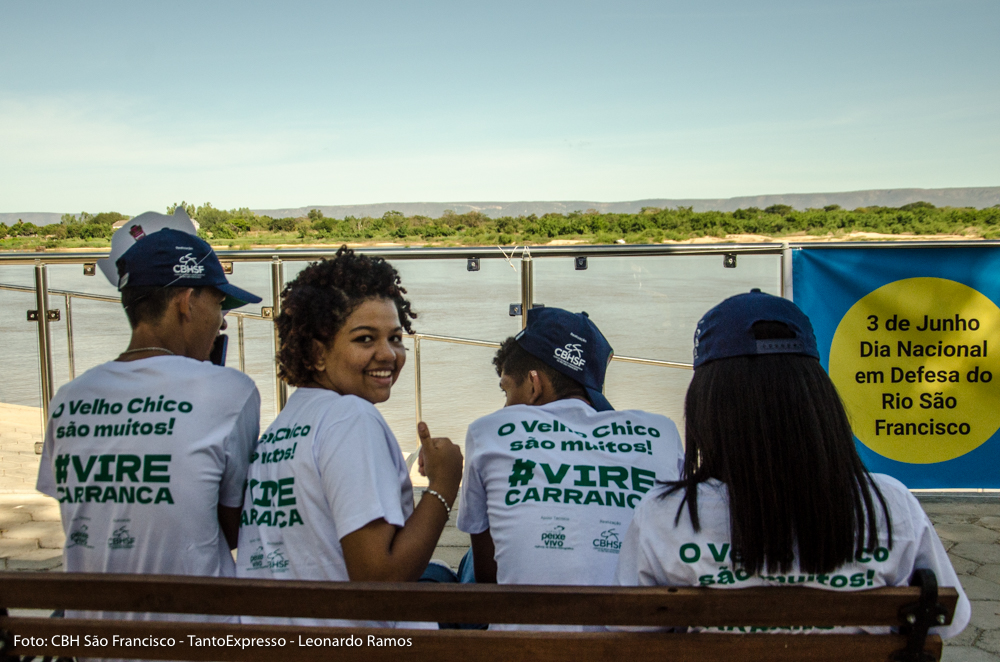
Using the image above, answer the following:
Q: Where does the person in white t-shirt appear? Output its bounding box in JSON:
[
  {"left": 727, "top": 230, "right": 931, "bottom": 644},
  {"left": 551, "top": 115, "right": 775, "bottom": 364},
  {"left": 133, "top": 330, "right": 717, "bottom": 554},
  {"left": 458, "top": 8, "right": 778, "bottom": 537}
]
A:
[
  {"left": 236, "top": 246, "right": 463, "bottom": 627},
  {"left": 615, "top": 290, "right": 971, "bottom": 638},
  {"left": 36, "top": 220, "right": 263, "bottom": 624},
  {"left": 457, "top": 308, "right": 684, "bottom": 609}
]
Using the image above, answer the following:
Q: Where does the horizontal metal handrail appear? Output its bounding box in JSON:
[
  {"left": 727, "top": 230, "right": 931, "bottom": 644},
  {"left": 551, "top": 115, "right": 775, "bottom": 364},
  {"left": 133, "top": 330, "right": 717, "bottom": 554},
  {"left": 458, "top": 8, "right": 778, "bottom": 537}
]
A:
[
  {"left": 405, "top": 332, "right": 500, "bottom": 349},
  {"left": 0, "top": 243, "right": 786, "bottom": 265},
  {"left": 0, "top": 282, "right": 120, "bottom": 303},
  {"left": 3, "top": 239, "right": 1000, "bottom": 266},
  {"left": 406, "top": 332, "right": 692, "bottom": 369},
  {"left": 613, "top": 354, "right": 693, "bottom": 370},
  {"left": 0, "top": 283, "right": 267, "bottom": 320}
]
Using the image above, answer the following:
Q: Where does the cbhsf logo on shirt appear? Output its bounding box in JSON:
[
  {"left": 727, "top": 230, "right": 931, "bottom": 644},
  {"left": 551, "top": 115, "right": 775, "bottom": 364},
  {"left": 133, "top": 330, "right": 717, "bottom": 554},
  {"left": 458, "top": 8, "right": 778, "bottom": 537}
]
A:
[{"left": 592, "top": 528, "right": 621, "bottom": 553}]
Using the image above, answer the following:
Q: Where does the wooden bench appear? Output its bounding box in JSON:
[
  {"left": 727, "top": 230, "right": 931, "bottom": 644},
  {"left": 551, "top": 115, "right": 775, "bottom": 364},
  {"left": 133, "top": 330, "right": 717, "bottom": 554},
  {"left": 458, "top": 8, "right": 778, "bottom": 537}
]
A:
[{"left": 0, "top": 569, "right": 957, "bottom": 661}]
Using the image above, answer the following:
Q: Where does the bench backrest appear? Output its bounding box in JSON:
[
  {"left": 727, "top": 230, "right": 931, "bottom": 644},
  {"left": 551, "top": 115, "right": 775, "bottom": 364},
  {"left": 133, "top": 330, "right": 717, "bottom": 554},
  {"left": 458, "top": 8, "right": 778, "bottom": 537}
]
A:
[{"left": 0, "top": 572, "right": 958, "bottom": 661}]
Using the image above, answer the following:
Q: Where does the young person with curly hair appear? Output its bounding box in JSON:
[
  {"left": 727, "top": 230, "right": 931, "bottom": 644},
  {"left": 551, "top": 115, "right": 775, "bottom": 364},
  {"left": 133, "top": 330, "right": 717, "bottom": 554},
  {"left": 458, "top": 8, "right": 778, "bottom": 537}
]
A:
[
  {"left": 236, "top": 247, "right": 462, "bottom": 627},
  {"left": 457, "top": 307, "right": 684, "bottom": 631},
  {"left": 614, "top": 291, "right": 970, "bottom": 638}
]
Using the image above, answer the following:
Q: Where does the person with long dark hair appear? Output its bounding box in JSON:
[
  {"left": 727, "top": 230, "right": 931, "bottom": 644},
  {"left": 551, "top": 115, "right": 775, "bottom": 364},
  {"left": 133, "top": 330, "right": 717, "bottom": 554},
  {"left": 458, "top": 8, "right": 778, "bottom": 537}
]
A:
[
  {"left": 615, "top": 290, "right": 970, "bottom": 637},
  {"left": 236, "top": 246, "right": 462, "bottom": 627}
]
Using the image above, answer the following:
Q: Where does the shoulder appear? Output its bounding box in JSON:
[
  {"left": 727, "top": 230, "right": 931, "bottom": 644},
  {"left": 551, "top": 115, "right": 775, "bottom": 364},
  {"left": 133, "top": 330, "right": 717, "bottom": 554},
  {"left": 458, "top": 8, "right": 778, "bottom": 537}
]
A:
[
  {"left": 183, "top": 360, "right": 256, "bottom": 388},
  {"left": 56, "top": 361, "right": 117, "bottom": 389},
  {"left": 869, "top": 473, "right": 917, "bottom": 509},
  {"left": 308, "top": 393, "right": 391, "bottom": 436},
  {"left": 332, "top": 393, "right": 384, "bottom": 421},
  {"left": 468, "top": 406, "right": 527, "bottom": 436},
  {"left": 870, "top": 472, "right": 909, "bottom": 494},
  {"left": 869, "top": 473, "right": 925, "bottom": 521},
  {"left": 178, "top": 362, "right": 260, "bottom": 412},
  {"left": 637, "top": 481, "right": 728, "bottom": 523},
  {"left": 629, "top": 485, "right": 689, "bottom": 540},
  {"left": 74, "top": 358, "right": 256, "bottom": 393},
  {"left": 51, "top": 361, "right": 126, "bottom": 402},
  {"left": 633, "top": 483, "right": 675, "bottom": 516}
]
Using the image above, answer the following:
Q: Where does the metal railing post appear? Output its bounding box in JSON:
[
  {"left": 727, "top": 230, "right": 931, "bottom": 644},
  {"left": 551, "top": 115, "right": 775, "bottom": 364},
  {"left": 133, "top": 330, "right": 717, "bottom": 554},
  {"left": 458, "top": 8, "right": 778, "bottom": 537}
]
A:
[
  {"left": 33, "top": 261, "right": 55, "bottom": 418},
  {"left": 520, "top": 252, "right": 534, "bottom": 329},
  {"left": 64, "top": 293, "right": 75, "bottom": 380},
  {"left": 271, "top": 257, "right": 288, "bottom": 411},
  {"left": 781, "top": 242, "right": 793, "bottom": 300},
  {"left": 237, "top": 314, "right": 246, "bottom": 373},
  {"left": 414, "top": 336, "right": 422, "bottom": 425}
]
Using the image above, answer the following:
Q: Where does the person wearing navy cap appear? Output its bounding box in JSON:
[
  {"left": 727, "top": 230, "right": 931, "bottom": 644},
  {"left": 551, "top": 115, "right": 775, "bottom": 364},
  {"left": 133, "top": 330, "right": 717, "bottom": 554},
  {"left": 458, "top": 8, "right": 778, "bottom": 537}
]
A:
[
  {"left": 613, "top": 290, "right": 971, "bottom": 639},
  {"left": 36, "top": 218, "right": 264, "bottom": 626},
  {"left": 454, "top": 308, "right": 684, "bottom": 627}
]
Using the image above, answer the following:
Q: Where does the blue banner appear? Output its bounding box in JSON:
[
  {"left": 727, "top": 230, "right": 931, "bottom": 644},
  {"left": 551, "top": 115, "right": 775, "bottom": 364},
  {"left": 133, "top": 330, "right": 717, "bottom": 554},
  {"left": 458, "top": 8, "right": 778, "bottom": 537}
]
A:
[{"left": 793, "top": 246, "right": 1000, "bottom": 488}]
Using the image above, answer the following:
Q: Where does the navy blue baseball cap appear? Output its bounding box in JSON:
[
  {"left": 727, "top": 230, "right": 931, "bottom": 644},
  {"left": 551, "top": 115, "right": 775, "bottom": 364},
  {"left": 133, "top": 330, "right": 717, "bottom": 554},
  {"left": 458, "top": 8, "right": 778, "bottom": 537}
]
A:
[
  {"left": 115, "top": 228, "right": 262, "bottom": 310},
  {"left": 515, "top": 307, "right": 615, "bottom": 411},
  {"left": 693, "top": 289, "right": 820, "bottom": 368}
]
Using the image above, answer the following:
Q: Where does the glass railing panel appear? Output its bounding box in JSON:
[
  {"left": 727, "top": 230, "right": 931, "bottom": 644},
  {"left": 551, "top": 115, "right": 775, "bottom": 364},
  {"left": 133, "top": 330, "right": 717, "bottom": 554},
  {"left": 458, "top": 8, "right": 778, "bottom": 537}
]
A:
[
  {"left": 402, "top": 341, "right": 504, "bottom": 455},
  {"left": 532, "top": 254, "right": 781, "bottom": 363},
  {"left": 0, "top": 265, "right": 44, "bottom": 418},
  {"left": 604, "top": 361, "right": 692, "bottom": 443},
  {"left": 391, "top": 258, "right": 522, "bottom": 341},
  {"left": 44, "top": 263, "right": 130, "bottom": 394},
  {"left": 532, "top": 253, "right": 781, "bottom": 436}
]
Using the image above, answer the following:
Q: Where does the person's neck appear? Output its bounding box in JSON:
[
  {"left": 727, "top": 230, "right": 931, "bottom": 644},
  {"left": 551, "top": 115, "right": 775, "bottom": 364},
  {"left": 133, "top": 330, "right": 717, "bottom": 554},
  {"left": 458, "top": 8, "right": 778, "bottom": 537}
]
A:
[
  {"left": 537, "top": 394, "right": 589, "bottom": 407},
  {"left": 118, "top": 326, "right": 188, "bottom": 362}
]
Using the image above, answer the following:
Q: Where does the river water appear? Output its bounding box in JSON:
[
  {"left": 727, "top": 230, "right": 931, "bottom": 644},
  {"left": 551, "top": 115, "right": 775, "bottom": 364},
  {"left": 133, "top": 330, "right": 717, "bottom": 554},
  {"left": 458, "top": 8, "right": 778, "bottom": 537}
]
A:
[{"left": 0, "top": 251, "right": 781, "bottom": 454}]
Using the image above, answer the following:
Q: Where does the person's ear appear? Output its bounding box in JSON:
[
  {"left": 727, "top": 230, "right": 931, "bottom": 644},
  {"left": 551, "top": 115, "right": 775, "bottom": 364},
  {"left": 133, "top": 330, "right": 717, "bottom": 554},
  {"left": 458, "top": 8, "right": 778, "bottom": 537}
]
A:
[
  {"left": 527, "top": 370, "right": 545, "bottom": 405},
  {"left": 173, "top": 288, "right": 196, "bottom": 322},
  {"left": 310, "top": 339, "right": 328, "bottom": 372}
]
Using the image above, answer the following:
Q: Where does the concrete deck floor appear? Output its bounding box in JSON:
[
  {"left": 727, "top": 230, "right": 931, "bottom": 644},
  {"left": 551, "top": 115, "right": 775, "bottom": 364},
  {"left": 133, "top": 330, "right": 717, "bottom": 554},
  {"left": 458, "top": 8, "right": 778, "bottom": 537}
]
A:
[{"left": 3, "top": 402, "right": 1000, "bottom": 660}]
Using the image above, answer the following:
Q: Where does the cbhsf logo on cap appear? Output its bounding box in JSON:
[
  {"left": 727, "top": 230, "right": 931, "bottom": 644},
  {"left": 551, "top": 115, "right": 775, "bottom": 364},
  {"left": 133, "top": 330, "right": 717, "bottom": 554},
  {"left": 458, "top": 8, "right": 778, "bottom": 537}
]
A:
[
  {"left": 553, "top": 343, "right": 586, "bottom": 371},
  {"left": 173, "top": 253, "right": 206, "bottom": 278}
]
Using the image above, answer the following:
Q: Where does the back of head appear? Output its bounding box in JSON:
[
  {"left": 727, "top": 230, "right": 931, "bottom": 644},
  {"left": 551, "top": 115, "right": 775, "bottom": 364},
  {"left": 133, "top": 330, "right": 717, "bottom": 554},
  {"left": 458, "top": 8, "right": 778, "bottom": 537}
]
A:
[
  {"left": 275, "top": 246, "right": 415, "bottom": 386},
  {"left": 493, "top": 337, "right": 589, "bottom": 403},
  {"left": 115, "top": 225, "right": 261, "bottom": 328},
  {"left": 493, "top": 307, "right": 614, "bottom": 411},
  {"left": 678, "top": 291, "right": 890, "bottom": 575}
]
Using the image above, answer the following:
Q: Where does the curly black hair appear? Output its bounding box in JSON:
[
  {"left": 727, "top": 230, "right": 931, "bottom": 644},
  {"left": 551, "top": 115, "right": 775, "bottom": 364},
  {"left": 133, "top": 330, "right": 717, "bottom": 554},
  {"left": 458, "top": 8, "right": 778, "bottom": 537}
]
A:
[
  {"left": 492, "top": 337, "right": 587, "bottom": 401},
  {"left": 275, "top": 246, "right": 415, "bottom": 386}
]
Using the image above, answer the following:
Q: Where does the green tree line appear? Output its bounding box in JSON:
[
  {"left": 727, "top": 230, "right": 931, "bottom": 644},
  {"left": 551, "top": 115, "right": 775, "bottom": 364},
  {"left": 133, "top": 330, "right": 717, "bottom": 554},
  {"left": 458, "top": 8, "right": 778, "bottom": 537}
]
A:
[{"left": 3, "top": 201, "right": 1000, "bottom": 249}]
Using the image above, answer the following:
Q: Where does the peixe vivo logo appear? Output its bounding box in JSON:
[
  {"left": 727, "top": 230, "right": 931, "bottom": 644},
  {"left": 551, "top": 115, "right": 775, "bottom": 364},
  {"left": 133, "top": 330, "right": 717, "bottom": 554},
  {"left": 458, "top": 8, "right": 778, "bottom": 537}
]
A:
[
  {"left": 173, "top": 253, "right": 205, "bottom": 276},
  {"left": 540, "top": 525, "right": 567, "bottom": 548},
  {"left": 553, "top": 343, "right": 585, "bottom": 371}
]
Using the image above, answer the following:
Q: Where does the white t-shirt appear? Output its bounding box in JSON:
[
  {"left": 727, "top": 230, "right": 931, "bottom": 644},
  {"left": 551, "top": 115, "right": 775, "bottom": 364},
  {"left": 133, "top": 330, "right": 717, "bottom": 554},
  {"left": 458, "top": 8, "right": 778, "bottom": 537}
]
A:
[
  {"left": 236, "top": 387, "right": 421, "bottom": 628},
  {"left": 614, "top": 474, "right": 971, "bottom": 639},
  {"left": 458, "top": 399, "right": 684, "bottom": 590},
  {"left": 36, "top": 356, "right": 260, "bottom": 622}
]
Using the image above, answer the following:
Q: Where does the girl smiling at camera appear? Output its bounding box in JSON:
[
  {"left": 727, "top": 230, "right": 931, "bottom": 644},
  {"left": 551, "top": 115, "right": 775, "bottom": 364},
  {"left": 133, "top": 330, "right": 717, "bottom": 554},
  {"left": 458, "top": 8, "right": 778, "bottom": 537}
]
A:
[{"left": 236, "top": 247, "right": 463, "bottom": 627}]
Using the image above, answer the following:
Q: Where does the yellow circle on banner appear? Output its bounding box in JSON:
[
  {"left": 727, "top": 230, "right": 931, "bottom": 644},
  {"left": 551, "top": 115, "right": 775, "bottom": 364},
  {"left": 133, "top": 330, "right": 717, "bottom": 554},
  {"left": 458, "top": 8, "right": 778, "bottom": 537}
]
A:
[{"left": 829, "top": 277, "right": 1000, "bottom": 464}]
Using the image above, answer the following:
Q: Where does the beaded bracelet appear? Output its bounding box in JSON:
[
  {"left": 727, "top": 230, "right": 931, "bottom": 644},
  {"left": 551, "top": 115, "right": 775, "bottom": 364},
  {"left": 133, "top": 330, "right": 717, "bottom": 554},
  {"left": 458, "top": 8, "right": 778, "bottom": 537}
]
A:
[{"left": 423, "top": 488, "right": 452, "bottom": 514}]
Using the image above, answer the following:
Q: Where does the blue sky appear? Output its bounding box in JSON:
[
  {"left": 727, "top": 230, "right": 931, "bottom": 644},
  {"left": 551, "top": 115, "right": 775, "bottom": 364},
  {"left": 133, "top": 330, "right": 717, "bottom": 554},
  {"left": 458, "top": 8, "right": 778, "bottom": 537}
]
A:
[{"left": 1, "top": 0, "right": 997, "bottom": 214}]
